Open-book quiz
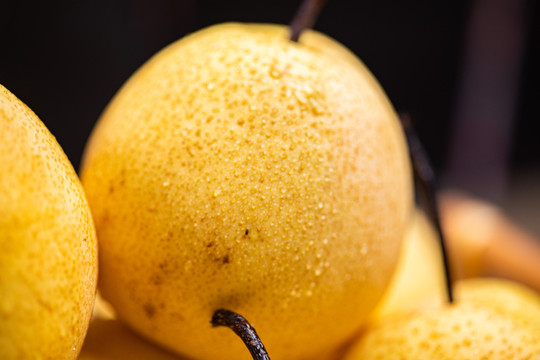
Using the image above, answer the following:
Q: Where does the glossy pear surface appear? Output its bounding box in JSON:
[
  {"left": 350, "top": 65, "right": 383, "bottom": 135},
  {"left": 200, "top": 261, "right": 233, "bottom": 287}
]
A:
[{"left": 81, "top": 23, "right": 413, "bottom": 359}]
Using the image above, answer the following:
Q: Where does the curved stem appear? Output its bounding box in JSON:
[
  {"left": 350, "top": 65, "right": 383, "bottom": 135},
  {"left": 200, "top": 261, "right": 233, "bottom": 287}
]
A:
[
  {"left": 289, "top": 0, "right": 328, "bottom": 42},
  {"left": 400, "top": 114, "right": 454, "bottom": 303},
  {"left": 212, "top": 309, "right": 271, "bottom": 360}
]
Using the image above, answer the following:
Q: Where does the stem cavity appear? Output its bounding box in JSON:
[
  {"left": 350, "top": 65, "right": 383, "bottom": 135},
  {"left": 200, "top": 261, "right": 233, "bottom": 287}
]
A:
[
  {"left": 289, "top": 0, "right": 328, "bottom": 42},
  {"left": 211, "top": 309, "right": 271, "bottom": 360},
  {"left": 401, "top": 114, "right": 454, "bottom": 303}
]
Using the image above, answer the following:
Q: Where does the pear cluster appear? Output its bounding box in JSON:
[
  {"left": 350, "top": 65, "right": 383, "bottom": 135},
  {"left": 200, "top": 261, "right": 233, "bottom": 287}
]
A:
[{"left": 2, "top": 21, "right": 539, "bottom": 360}]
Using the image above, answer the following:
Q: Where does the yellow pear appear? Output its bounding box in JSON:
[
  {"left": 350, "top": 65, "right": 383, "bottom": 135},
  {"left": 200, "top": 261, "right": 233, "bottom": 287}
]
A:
[
  {"left": 454, "top": 277, "right": 540, "bottom": 335},
  {"left": 343, "top": 278, "right": 540, "bottom": 360},
  {"left": 369, "top": 208, "right": 447, "bottom": 323},
  {"left": 80, "top": 23, "right": 413, "bottom": 359},
  {"left": 0, "top": 84, "right": 98, "bottom": 358}
]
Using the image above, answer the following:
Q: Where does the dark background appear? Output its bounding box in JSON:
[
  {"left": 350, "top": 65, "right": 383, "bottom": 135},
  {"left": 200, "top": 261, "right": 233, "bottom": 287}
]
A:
[{"left": 1, "top": 0, "right": 539, "bottom": 218}]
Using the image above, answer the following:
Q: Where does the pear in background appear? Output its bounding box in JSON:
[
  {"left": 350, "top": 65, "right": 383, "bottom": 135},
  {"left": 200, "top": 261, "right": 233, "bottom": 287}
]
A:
[
  {"left": 369, "top": 209, "right": 447, "bottom": 323},
  {"left": 343, "top": 278, "right": 540, "bottom": 360}
]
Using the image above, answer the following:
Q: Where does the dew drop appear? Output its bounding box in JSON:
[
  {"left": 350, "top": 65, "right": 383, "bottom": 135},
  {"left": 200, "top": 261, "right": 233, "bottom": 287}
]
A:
[
  {"left": 361, "top": 243, "right": 369, "bottom": 255},
  {"left": 308, "top": 97, "right": 324, "bottom": 115}
]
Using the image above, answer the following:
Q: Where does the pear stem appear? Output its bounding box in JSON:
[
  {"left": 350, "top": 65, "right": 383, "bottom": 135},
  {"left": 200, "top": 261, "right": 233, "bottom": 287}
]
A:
[
  {"left": 289, "top": 0, "right": 328, "bottom": 42},
  {"left": 400, "top": 114, "right": 454, "bottom": 303},
  {"left": 211, "top": 309, "right": 271, "bottom": 360}
]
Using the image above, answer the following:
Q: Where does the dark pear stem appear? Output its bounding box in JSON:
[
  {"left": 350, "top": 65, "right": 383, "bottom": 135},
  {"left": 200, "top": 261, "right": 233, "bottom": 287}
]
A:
[
  {"left": 212, "top": 309, "right": 271, "bottom": 360},
  {"left": 289, "top": 0, "right": 328, "bottom": 42},
  {"left": 400, "top": 114, "right": 454, "bottom": 303}
]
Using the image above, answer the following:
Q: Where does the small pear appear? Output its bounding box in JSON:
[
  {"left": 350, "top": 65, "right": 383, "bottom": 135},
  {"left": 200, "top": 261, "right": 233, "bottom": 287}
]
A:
[
  {"left": 343, "top": 278, "right": 540, "bottom": 360},
  {"left": 454, "top": 277, "right": 540, "bottom": 335},
  {"left": 0, "top": 84, "right": 98, "bottom": 359}
]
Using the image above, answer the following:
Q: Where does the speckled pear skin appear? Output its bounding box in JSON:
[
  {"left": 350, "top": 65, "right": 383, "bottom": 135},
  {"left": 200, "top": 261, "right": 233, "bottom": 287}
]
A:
[
  {"left": 0, "top": 84, "right": 98, "bottom": 359},
  {"left": 344, "top": 278, "right": 540, "bottom": 360},
  {"left": 80, "top": 23, "right": 413, "bottom": 360},
  {"left": 455, "top": 278, "right": 540, "bottom": 336}
]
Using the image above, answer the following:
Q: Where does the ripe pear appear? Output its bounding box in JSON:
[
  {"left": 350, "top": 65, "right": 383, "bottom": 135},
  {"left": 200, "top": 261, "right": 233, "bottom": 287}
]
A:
[
  {"left": 343, "top": 278, "right": 540, "bottom": 360},
  {"left": 369, "top": 209, "right": 447, "bottom": 323},
  {"left": 0, "top": 84, "right": 98, "bottom": 358},
  {"left": 454, "top": 277, "right": 540, "bottom": 335},
  {"left": 80, "top": 23, "right": 413, "bottom": 359}
]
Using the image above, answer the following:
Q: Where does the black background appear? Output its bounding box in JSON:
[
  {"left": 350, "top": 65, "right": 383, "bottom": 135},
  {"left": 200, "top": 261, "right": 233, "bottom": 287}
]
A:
[{"left": 1, "top": 0, "right": 538, "bottom": 190}]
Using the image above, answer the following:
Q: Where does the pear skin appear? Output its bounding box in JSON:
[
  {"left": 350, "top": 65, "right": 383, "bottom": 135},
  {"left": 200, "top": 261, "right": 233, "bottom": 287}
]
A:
[
  {"left": 343, "top": 278, "right": 540, "bottom": 360},
  {"left": 80, "top": 23, "right": 413, "bottom": 359},
  {"left": 0, "top": 84, "right": 98, "bottom": 359}
]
